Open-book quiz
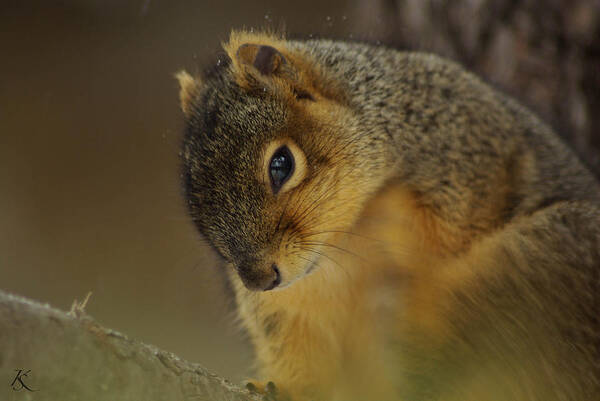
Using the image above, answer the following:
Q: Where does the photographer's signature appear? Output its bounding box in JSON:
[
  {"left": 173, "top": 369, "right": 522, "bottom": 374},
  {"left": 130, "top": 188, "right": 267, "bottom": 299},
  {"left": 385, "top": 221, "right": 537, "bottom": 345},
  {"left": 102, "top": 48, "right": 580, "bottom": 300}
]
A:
[{"left": 11, "top": 369, "right": 36, "bottom": 392}]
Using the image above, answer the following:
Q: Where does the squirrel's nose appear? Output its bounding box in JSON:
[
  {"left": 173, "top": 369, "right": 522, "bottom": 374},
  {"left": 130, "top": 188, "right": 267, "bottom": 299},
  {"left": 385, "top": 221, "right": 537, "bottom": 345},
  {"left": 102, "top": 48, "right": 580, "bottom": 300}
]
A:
[
  {"left": 263, "top": 264, "right": 281, "bottom": 291},
  {"left": 237, "top": 262, "right": 281, "bottom": 291}
]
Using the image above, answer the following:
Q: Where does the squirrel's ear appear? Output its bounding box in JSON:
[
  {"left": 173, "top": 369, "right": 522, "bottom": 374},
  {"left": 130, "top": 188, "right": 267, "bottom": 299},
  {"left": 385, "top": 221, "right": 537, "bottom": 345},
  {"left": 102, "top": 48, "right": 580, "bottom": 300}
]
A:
[
  {"left": 236, "top": 44, "right": 287, "bottom": 76},
  {"left": 175, "top": 70, "right": 201, "bottom": 117}
]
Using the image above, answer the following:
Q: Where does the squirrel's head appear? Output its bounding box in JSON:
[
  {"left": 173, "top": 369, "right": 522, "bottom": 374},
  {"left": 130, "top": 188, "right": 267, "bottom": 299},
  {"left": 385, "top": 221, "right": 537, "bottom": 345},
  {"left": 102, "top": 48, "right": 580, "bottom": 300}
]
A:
[{"left": 178, "top": 31, "right": 381, "bottom": 291}]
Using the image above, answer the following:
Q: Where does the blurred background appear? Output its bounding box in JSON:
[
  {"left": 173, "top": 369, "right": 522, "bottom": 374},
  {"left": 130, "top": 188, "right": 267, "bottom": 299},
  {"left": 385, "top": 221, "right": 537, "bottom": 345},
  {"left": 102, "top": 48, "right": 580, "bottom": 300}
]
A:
[{"left": 1, "top": 0, "right": 599, "bottom": 384}]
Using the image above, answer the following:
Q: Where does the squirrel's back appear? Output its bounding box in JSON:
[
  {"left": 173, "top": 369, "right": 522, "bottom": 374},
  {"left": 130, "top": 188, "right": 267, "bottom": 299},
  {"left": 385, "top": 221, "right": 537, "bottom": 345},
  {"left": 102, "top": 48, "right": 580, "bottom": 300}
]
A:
[{"left": 295, "top": 38, "right": 600, "bottom": 215}]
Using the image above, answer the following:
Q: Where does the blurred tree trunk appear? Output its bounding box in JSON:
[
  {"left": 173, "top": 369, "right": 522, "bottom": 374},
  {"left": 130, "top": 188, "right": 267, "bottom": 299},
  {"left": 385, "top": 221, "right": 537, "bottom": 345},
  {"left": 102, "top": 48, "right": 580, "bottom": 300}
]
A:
[{"left": 353, "top": 0, "right": 600, "bottom": 176}]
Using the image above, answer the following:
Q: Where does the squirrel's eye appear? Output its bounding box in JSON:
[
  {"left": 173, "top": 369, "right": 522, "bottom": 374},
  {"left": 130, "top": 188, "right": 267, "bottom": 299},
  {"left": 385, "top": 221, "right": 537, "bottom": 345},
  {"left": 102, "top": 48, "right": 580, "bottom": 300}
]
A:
[{"left": 269, "top": 146, "right": 295, "bottom": 193}]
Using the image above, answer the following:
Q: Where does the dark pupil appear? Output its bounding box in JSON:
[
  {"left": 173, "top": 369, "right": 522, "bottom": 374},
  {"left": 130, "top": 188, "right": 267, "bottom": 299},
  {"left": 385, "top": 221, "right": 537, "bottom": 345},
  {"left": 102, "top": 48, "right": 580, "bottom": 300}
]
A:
[{"left": 269, "top": 146, "right": 294, "bottom": 190}]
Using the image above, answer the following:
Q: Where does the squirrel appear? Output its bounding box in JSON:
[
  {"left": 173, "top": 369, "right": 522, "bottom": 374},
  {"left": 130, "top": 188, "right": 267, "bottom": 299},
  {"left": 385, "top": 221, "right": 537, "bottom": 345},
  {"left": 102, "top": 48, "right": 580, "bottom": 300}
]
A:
[{"left": 177, "top": 30, "right": 600, "bottom": 401}]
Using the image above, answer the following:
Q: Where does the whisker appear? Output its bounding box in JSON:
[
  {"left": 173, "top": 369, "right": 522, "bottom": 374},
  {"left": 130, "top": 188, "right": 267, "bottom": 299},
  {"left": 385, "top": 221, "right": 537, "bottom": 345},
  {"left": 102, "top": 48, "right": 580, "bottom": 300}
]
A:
[
  {"left": 274, "top": 193, "right": 292, "bottom": 235},
  {"left": 301, "top": 229, "right": 386, "bottom": 244},
  {"left": 292, "top": 168, "right": 359, "bottom": 229},
  {"left": 296, "top": 245, "right": 353, "bottom": 282},
  {"left": 294, "top": 254, "right": 324, "bottom": 272},
  {"left": 297, "top": 240, "right": 368, "bottom": 263},
  {"left": 295, "top": 245, "right": 346, "bottom": 272},
  {"left": 294, "top": 193, "right": 366, "bottom": 229},
  {"left": 289, "top": 173, "right": 332, "bottom": 224},
  {"left": 274, "top": 192, "right": 295, "bottom": 249}
]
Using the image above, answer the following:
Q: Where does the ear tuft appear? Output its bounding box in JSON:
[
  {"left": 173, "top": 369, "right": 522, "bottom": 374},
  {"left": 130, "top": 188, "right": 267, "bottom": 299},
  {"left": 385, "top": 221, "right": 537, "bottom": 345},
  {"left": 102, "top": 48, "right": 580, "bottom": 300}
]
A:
[
  {"left": 175, "top": 70, "right": 200, "bottom": 117},
  {"left": 236, "top": 44, "right": 286, "bottom": 76}
]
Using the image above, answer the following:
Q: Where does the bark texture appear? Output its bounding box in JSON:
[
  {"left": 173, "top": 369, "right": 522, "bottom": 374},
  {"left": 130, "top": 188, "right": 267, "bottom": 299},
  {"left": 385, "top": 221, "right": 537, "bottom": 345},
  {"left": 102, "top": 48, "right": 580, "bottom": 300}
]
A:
[
  {"left": 0, "top": 291, "right": 259, "bottom": 401},
  {"left": 353, "top": 0, "right": 600, "bottom": 176}
]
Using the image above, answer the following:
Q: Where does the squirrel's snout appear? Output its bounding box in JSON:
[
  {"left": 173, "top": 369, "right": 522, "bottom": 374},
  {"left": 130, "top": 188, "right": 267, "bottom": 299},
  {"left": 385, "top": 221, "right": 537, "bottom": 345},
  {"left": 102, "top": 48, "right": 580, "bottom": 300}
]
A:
[
  {"left": 238, "top": 262, "right": 281, "bottom": 291},
  {"left": 264, "top": 264, "right": 281, "bottom": 291}
]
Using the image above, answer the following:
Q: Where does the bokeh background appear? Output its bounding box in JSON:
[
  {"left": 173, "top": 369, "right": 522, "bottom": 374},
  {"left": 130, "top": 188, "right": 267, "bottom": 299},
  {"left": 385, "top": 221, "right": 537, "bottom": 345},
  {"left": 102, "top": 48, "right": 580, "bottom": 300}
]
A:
[{"left": 1, "top": 0, "right": 599, "bottom": 384}]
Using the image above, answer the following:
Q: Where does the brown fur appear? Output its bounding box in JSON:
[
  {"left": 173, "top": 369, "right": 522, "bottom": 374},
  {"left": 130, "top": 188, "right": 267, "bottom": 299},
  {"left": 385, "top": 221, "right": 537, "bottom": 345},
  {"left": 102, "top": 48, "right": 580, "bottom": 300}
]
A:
[{"left": 178, "top": 30, "right": 600, "bottom": 400}]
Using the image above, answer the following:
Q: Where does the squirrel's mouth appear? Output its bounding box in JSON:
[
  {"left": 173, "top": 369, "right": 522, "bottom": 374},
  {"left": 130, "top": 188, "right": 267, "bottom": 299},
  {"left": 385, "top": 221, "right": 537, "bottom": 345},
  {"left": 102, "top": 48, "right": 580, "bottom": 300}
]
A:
[
  {"left": 265, "top": 255, "right": 321, "bottom": 290},
  {"left": 305, "top": 258, "right": 319, "bottom": 275}
]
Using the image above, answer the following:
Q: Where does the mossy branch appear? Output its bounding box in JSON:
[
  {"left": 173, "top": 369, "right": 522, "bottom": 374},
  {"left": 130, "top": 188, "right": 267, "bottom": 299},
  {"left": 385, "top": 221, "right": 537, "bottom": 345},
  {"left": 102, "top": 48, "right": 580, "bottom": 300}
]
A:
[{"left": 0, "top": 290, "right": 259, "bottom": 401}]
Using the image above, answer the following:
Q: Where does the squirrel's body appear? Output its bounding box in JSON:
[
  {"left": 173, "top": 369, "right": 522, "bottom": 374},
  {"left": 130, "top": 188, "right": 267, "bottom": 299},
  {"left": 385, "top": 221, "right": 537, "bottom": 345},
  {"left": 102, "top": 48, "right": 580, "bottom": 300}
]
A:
[{"left": 178, "top": 31, "right": 600, "bottom": 400}]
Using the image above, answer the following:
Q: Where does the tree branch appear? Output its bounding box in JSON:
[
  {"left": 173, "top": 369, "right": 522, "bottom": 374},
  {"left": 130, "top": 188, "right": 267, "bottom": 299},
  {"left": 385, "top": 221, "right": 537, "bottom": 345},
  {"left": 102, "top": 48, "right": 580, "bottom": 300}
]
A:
[{"left": 0, "top": 290, "right": 260, "bottom": 401}]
